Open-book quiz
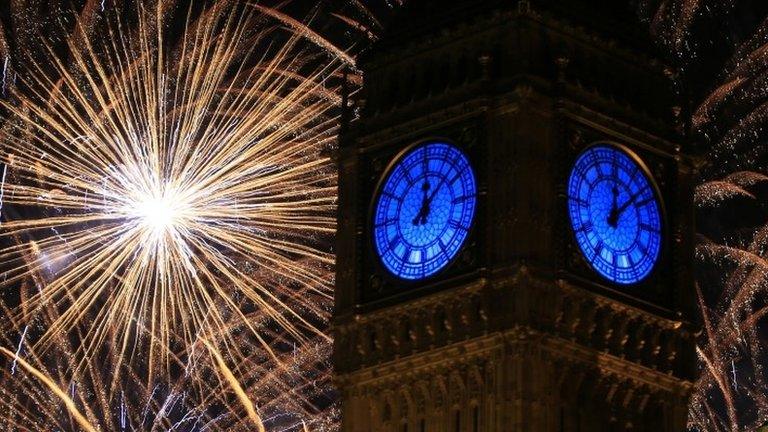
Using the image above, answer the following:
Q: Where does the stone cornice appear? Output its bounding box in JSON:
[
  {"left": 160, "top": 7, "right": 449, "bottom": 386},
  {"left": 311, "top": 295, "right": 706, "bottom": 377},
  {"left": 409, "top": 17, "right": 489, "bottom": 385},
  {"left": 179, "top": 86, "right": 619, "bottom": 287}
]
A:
[{"left": 336, "top": 325, "right": 692, "bottom": 396}]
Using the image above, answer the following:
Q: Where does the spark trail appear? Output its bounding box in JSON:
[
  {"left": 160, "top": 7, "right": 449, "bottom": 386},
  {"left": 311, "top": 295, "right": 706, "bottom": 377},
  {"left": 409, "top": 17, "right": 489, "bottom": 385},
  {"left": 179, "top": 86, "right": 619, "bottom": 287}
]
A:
[
  {"left": 0, "top": 0, "right": 395, "bottom": 429},
  {"left": 637, "top": 1, "right": 768, "bottom": 429},
  {"left": 1, "top": 0, "right": 338, "bottom": 373}
]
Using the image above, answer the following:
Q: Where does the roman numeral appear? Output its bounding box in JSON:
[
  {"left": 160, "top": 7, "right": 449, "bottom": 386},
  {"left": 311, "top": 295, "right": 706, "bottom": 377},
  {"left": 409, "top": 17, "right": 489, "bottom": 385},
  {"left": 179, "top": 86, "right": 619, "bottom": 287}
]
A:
[
  {"left": 438, "top": 239, "right": 448, "bottom": 255},
  {"left": 375, "top": 218, "right": 397, "bottom": 227},
  {"left": 403, "top": 168, "right": 414, "bottom": 183},
  {"left": 635, "top": 197, "right": 655, "bottom": 208},
  {"left": 450, "top": 166, "right": 468, "bottom": 184},
  {"left": 381, "top": 191, "right": 402, "bottom": 201},
  {"left": 389, "top": 237, "right": 400, "bottom": 251},
  {"left": 594, "top": 241, "right": 604, "bottom": 256},
  {"left": 594, "top": 165, "right": 606, "bottom": 179},
  {"left": 437, "top": 160, "right": 448, "bottom": 177},
  {"left": 452, "top": 195, "right": 475, "bottom": 204},
  {"left": 571, "top": 197, "right": 589, "bottom": 207},
  {"left": 633, "top": 167, "right": 648, "bottom": 182}
]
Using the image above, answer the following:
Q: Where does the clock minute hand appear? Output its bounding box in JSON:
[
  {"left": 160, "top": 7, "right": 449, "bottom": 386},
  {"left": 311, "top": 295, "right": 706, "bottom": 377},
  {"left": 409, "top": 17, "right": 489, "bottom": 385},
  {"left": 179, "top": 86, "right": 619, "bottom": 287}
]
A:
[
  {"left": 425, "top": 178, "right": 447, "bottom": 206},
  {"left": 617, "top": 189, "right": 644, "bottom": 214},
  {"left": 412, "top": 180, "right": 431, "bottom": 225},
  {"left": 412, "top": 177, "right": 446, "bottom": 226},
  {"left": 609, "top": 189, "right": 645, "bottom": 227},
  {"left": 410, "top": 178, "right": 445, "bottom": 227}
]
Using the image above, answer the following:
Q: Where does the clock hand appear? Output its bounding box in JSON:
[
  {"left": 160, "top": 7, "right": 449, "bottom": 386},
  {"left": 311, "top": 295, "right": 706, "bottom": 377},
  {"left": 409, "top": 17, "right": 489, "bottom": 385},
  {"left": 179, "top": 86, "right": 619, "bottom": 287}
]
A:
[
  {"left": 411, "top": 177, "right": 448, "bottom": 226},
  {"left": 425, "top": 177, "right": 447, "bottom": 206},
  {"left": 607, "top": 185, "right": 620, "bottom": 227},
  {"left": 616, "top": 189, "right": 644, "bottom": 215},
  {"left": 413, "top": 171, "right": 452, "bottom": 226},
  {"left": 418, "top": 173, "right": 458, "bottom": 224},
  {"left": 609, "top": 188, "right": 645, "bottom": 226},
  {"left": 412, "top": 180, "right": 431, "bottom": 225}
]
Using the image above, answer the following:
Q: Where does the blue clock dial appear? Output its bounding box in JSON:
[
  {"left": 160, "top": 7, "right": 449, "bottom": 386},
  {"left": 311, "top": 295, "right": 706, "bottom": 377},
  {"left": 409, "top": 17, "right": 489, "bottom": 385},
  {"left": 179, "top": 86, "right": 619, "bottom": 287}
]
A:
[
  {"left": 567, "top": 145, "right": 662, "bottom": 285},
  {"left": 373, "top": 141, "right": 477, "bottom": 280}
]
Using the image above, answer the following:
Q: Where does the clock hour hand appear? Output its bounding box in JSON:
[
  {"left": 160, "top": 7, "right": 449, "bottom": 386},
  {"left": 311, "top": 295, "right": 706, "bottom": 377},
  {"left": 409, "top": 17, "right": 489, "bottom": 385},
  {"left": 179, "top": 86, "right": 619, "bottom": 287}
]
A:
[
  {"left": 413, "top": 173, "right": 451, "bottom": 225},
  {"left": 607, "top": 185, "right": 620, "bottom": 227},
  {"left": 414, "top": 177, "right": 448, "bottom": 225}
]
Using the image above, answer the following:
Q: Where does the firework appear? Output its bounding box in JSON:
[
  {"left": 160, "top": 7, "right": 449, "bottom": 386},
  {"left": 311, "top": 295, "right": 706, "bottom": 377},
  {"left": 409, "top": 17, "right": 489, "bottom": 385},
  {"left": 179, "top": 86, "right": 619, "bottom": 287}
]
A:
[
  {"left": 0, "top": 313, "right": 336, "bottom": 430},
  {"left": 636, "top": 1, "right": 768, "bottom": 429},
  {"left": 0, "top": 0, "right": 390, "bottom": 429}
]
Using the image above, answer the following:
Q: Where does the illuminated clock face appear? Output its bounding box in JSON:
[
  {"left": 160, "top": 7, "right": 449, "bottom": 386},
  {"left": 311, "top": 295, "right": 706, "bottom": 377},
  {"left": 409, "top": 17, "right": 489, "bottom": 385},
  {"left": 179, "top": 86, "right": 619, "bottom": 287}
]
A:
[
  {"left": 372, "top": 141, "right": 477, "bottom": 280},
  {"left": 567, "top": 145, "right": 663, "bottom": 285}
]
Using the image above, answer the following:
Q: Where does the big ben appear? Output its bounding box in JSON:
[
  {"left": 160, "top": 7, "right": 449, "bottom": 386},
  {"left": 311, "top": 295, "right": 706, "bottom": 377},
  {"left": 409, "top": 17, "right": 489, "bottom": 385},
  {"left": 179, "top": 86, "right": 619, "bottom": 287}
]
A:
[{"left": 334, "top": 1, "right": 698, "bottom": 430}]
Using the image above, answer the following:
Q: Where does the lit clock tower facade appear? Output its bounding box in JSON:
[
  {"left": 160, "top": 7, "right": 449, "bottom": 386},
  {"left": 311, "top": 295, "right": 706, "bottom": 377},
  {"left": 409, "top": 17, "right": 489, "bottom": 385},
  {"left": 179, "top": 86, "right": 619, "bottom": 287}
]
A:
[{"left": 334, "top": 1, "right": 698, "bottom": 431}]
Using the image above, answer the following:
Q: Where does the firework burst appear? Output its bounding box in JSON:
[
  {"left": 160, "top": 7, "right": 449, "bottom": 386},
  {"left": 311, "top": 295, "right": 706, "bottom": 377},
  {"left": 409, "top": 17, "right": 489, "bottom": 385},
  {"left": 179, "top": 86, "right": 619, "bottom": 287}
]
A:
[
  {"left": 636, "top": 1, "right": 768, "bottom": 429},
  {"left": 0, "top": 0, "right": 392, "bottom": 428}
]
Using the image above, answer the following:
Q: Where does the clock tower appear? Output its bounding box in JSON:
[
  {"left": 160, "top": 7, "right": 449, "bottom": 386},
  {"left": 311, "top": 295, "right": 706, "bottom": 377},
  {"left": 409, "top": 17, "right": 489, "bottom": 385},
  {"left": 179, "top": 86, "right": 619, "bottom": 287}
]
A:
[{"left": 334, "top": 1, "right": 698, "bottom": 431}]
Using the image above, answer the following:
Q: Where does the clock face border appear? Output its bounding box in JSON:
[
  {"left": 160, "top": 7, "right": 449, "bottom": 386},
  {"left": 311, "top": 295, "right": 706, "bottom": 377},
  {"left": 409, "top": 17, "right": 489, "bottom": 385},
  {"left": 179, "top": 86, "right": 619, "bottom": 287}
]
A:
[
  {"left": 557, "top": 123, "right": 682, "bottom": 313},
  {"left": 354, "top": 116, "right": 487, "bottom": 308},
  {"left": 368, "top": 138, "right": 478, "bottom": 284},
  {"left": 567, "top": 142, "right": 667, "bottom": 286}
]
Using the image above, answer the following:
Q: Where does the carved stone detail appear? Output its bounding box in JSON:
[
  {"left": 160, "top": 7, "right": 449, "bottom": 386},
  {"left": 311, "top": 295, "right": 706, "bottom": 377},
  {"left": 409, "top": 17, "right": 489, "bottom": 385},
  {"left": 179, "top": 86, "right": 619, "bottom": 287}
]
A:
[{"left": 335, "top": 3, "right": 696, "bottom": 431}]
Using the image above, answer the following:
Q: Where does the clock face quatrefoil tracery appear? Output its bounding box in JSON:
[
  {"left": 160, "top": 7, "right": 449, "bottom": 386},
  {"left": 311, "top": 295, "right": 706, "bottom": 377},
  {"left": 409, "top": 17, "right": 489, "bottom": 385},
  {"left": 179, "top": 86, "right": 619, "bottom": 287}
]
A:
[
  {"left": 567, "top": 144, "right": 663, "bottom": 285},
  {"left": 372, "top": 141, "right": 477, "bottom": 281}
]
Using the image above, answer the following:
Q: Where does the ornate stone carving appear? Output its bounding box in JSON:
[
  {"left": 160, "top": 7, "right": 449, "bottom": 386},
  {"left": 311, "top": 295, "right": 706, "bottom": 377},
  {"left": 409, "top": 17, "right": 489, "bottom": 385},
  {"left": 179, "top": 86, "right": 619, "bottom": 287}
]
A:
[{"left": 336, "top": 2, "right": 695, "bottom": 430}]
